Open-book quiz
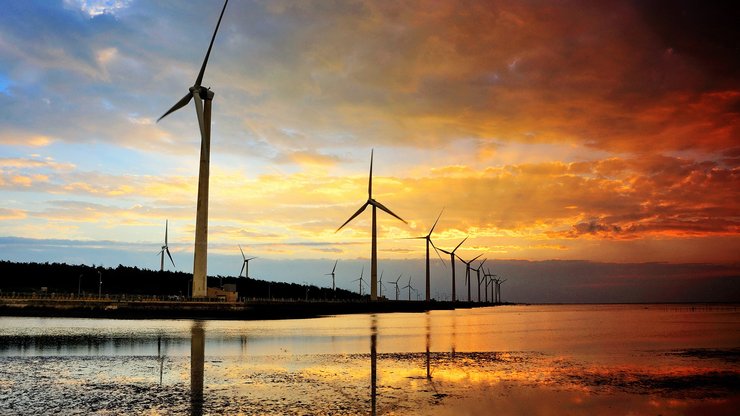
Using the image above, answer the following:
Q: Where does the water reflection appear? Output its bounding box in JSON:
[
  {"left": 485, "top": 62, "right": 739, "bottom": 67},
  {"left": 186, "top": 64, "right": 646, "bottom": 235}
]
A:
[
  {"left": 0, "top": 305, "right": 738, "bottom": 415},
  {"left": 191, "top": 322, "right": 205, "bottom": 416},
  {"left": 426, "top": 312, "right": 431, "bottom": 380},
  {"left": 370, "top": 315, "right": 377, "bottom": 416}
]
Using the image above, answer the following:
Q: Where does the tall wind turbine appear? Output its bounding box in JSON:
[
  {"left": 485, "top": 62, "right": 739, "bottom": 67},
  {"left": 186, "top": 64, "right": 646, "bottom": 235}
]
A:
[
  {"left": 325, "top": 260, "right": 338, "bottom": 291},
  {"left": 157, "top": 0, "right": 229, "bottom": 298},
  {"left": 434, "top": 236, "right": 467, "bottom": 302},
  {"left": 457, "top": 253, "right": 482, "bottom": 302},
  {"left": 239, "top": 245, "right": 256, "bottom": 278},
  {"left": 158, "top": 220, "right": 176, "bottom": 272},
  {"left": 337, "top": 150, "right": 406, "bottom": 301},
  {"left": 407, "top": 209, "right": 444, "bottom": 302}
]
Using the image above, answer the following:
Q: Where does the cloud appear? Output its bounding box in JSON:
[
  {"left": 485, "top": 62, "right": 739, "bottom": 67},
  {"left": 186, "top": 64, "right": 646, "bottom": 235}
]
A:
[{"left": 0, "top": 208, "right": 27, "bottom": 220}]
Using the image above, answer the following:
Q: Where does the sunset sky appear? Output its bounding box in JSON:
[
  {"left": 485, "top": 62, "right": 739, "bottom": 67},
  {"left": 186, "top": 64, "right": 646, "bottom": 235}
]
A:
[{"left": 1, "top": 0, "right": 738, "bottom": 302}]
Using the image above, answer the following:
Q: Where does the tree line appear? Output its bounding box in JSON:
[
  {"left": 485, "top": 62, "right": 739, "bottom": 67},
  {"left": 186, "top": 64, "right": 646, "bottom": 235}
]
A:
[{"left": 0, "top": 261, "right": 363, "bottom": 301}]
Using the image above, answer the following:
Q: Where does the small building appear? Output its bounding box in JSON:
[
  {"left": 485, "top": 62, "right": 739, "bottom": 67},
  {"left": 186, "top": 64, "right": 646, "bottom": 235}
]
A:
[{"left": 207, "top": 286, "right": 238, "bottom": 302}]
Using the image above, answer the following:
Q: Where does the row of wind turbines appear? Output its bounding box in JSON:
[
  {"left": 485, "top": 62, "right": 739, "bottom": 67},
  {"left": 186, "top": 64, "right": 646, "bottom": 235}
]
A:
[{"left": 153, "top": 0, "right": 507, "bottom": 302}]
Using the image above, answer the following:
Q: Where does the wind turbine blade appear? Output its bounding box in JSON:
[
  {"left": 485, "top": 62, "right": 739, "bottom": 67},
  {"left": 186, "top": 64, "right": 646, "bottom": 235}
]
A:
[
  {"left": 336, "top": 202, "right": 369, "bottom": 232},
  {"left": 470, "top": 253, "right": 483, "bottom": 263},
  {"left": 360, "top": 266, "right": 364, "bottom": 279},
  {"left": 165, "top": 220, "right": 169, "bottom": 245},
  {"left": 477, "top": 258, "right": 487, "bottom": 270},
  {"left": 332, "top": 259, "right": 338, "bottom": 273},
  {"left": 195, "top": 0, "right": 229, "bottom": 87},
  {"left": 166, "top": 248, "right": 176, "bottom": 268},
  {"left": 240, "top": 262, "right": 246, "bottom": 276},
  {"left": 247, "top": 257, "right": 257, "bottom": 261},
  {"left": 428, "top": 208, "right": 444, "bottom": 235},
  {"left": 453, "top": 236, "right": 468, "bottom": 252},
  {"left": 192, "top": 92, "right": 208, "bottom": 143},
  {"left": 239, "top": 244, "right": 245, "bottom": 260},
  {"left": 157, "top": 92, "right": 193, "bottom": 123},
  {"left": 431, "top": 240, "right": 446, "bottom": 267},
  {"left": 371, "top": 200, "right": 406, "bottom": 224},
  {"left": 396, "top": 275, "right": 402, "bottom": 283},
  {"left": 368, "top": 149, "right": 373, "bottom": 198}
]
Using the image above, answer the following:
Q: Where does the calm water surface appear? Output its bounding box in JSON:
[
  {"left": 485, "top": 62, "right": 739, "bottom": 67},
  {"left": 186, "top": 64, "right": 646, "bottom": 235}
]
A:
[{"left": 1, "top": 304, "right": 739, "bottom": 415}]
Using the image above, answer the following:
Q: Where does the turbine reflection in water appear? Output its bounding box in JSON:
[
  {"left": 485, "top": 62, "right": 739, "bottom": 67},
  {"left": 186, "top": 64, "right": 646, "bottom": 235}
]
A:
[
  {"left": 370, "top": 314, "right": 377, "bottom": 416},
  {"left": 191, "top": 322, "right": 205, "bottom": 416}
]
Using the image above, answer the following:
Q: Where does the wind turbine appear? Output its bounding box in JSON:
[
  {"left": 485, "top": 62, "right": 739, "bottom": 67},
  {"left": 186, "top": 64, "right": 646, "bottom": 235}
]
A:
[
  {"left": 325, "top": 260, "right": 338, "bottom": 291},
  {"left": 475, "top": 258, "right": 487, "bottom": 302},
  {"left": 485, "top": 268, "right": 497, "bottom": 303},
  {"left": 392, "top": 274, "right": 402, "bottom": 301},
  {"left": 434, "top": 236, "right": 467, "bottom": 302},
  {"left": 457, "top": 253, "right": 482, "bottom": 302},
  {"left": 158, "top": 220, "right": 176, "bottom": 272},
  {"left": 239, "top": 245, "right": 256, "bottom": 278},
  {"left": 378, "top": 271, "right": 385, "bottom": 298},
  {"left": 336, "top": 150, "right": 407, "bottom": 301},
  {"left": 406, "top": 209, "right": 444, "bottom": 301},
  {"left": 157, "top": 0, "right": 229, "bottom": 298},
  {"left": 402, "top": 276, "right": 415, "bottom": 301},
  {"left": 496, "top": 277, "right": 507, "bottom": 304},
  {"left": 352, "top": 266, "right": 367, "bottom": 296}
]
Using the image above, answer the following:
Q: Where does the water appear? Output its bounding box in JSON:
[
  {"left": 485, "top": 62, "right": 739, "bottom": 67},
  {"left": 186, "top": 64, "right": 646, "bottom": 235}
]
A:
[{"left": 1, "top": 304, "right": 739, "bottom": 415}]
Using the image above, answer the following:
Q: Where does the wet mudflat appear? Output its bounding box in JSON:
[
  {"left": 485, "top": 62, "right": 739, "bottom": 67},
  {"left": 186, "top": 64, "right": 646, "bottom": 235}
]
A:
[{"left": 1, "top": 304, "right": 739, "bottom": 415}]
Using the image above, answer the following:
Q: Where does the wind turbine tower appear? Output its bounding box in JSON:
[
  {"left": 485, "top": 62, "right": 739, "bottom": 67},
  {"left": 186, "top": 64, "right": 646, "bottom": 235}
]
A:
[
  {"left": 337, "top": 150, "right": 406, "bottom": 301},
  {"left": 157, "top": 0, "right": 229, "bottom": 298}
]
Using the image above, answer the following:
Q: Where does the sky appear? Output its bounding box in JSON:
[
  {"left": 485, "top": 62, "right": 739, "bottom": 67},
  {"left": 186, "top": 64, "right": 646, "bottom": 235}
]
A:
[{"left": 0, "top": 0, "right": 738, "bottom": 302}]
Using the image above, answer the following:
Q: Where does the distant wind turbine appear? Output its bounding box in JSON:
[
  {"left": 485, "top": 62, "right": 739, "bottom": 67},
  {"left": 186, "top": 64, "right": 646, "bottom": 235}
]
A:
[
  {"left": 392, "top": 274, "right": 402, "bottom": 301},
  {"left": 239, "top": 245, "right": 256, "bottom": 278},
  {"left": 402, "top": 276, "right": 415, "bottom": 301},
  {"left": 157, "top": 0, "right": 229, "bottom": 298},
  {"left": 337, "top": 150, "right": 407, "bottom": 301},
  {"left": 158, "top": 220, "right": 176, "bottom": 272},
  {"left": 434, "top": 236, "right": 467, "bottom": 303},
  {"left": 352, "top": 266, "right": 367, "bottom": 296},
  {"left": 378, "top": 271, "right": 385, "bottom": 298},
  {"left": 485, "top": 268, "right": 497, "bottom": 303},
  {"left": 406, "top": 209, "right": 444, "bottom": 301},
  {"left": 325, "top": 260, "right": 338, "bottom": 291},
  {"left": 475, "top": 258, "right": 487, "bottom": 302},
  {"left": 496, "top": 277, "right": 507, "bottom": 304},
  {"left": 457, "top": 253, "right": 482, "bottom": 302}
]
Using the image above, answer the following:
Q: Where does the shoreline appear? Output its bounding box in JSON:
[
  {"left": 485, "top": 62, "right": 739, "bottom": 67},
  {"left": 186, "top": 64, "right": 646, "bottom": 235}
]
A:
[{"left": 0, "top": 297, "right": 505, "bottom": 320}]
